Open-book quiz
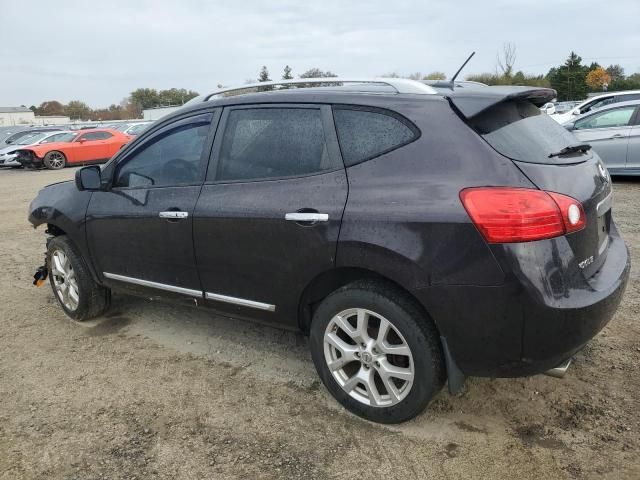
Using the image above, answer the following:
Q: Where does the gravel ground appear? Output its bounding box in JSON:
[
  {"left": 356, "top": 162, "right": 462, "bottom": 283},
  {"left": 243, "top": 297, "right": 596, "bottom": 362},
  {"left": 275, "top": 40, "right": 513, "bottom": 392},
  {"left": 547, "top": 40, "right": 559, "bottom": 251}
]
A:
[{"left": 0, "top": 168, "right": 638, "bottom": 480}]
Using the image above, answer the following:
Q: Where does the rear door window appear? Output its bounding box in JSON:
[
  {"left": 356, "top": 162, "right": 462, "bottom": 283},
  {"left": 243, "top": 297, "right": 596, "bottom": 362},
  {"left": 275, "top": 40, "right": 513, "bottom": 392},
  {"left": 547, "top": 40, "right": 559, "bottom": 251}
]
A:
[
  {"left": 213, "top": 107, "right": 337, "bottom": 181},
  {"left": 470, "top": 100, "right": 585, "bottom": 164},
  {"left": 332, "top": 107, "right": 418, "bottom": 166}
]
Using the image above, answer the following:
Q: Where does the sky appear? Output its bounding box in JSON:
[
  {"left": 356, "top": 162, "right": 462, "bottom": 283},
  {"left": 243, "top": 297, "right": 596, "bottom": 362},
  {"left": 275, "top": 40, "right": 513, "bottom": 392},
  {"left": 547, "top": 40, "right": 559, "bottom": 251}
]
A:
[{"left": 1, "top": 0, "right": 639, "bottom": 108}]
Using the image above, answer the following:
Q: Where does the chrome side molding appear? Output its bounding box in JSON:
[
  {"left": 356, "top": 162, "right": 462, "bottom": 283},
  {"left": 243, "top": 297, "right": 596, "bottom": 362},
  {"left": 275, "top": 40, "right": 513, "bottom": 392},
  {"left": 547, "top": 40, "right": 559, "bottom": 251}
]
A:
[
  {"left": 103, "top": 272, "right": 277, "bottom": 312},
  {"left": 205, "top": 292, "right": 276, "bottom": 312},
  {"left": 103, "top": 272, "right": 202, "bottom": 298}
]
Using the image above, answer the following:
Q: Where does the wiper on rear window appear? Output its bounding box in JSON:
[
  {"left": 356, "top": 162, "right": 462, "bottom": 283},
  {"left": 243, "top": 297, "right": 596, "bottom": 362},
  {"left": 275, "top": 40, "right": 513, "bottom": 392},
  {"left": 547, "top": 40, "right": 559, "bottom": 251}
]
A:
[{"left": 548, "top": 144, "right": 591, "bottom": 158}]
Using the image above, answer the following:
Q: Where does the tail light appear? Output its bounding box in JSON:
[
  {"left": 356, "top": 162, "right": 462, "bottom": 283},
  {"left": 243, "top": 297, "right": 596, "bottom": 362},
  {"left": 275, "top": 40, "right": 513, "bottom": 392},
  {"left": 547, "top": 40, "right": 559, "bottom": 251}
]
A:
[{"left": 460, "top": 187, "right": 586, "bottom": 243}]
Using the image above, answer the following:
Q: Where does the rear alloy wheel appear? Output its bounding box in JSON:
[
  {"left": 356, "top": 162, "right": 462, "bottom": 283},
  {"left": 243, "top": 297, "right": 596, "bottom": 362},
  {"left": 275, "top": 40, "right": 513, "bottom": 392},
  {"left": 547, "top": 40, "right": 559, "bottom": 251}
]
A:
[
  {"left": 43, "top": 151, "right": 66, "bottom": 170},
  {"left": 310, "top": 281, "right": 445, "bottom": 424},
  {"left": 323, "top": 308, "right": 414, "bottom": 407}
]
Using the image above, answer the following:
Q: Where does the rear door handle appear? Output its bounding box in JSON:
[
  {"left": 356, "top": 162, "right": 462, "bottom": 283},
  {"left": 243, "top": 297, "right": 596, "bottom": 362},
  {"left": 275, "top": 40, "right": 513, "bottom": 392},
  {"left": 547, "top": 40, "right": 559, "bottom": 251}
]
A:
[
  {"left": 610, "top": 134, "right": 626, "bottom": 139},
  {"left": 285, "top": 212, "right": 329, "bottom": 222},
  {"left": 159, "top": 211, "right": 189, "bottom": 219}
]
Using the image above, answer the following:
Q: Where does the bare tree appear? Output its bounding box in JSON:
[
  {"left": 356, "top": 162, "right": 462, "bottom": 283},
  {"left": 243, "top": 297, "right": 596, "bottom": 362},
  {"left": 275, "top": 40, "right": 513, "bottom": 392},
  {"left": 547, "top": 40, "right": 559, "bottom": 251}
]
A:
[{"left": 496, "top": 42, "right": 516, "bottom": 78}]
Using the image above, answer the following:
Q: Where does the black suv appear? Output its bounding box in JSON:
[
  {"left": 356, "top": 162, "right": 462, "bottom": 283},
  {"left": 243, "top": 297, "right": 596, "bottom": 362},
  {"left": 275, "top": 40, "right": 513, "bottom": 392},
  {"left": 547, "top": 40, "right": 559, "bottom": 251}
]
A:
[{"left": 29, "top": 79, "right": 630, "bottom": 424}]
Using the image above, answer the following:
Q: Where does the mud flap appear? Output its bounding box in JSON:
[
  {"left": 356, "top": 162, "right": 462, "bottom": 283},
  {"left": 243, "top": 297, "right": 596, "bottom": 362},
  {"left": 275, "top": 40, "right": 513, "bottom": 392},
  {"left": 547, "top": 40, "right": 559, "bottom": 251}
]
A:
[{"left": 440, "top": 336, "right": 466, "bottom": 394}]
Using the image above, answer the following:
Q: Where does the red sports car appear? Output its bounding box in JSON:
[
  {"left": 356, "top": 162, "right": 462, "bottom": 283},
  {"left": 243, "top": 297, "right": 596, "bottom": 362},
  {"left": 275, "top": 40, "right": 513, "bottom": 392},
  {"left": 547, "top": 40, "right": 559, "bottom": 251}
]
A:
[{"left": 15, "top": 129, "right": 132, "bottom": 169}]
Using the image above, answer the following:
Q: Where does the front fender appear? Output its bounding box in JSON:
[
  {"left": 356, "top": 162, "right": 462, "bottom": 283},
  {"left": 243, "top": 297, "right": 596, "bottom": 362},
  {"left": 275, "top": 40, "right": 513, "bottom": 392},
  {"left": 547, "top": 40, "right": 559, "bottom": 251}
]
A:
[{"left": 29, "top": 181, "right": 99, "bottom": 282}]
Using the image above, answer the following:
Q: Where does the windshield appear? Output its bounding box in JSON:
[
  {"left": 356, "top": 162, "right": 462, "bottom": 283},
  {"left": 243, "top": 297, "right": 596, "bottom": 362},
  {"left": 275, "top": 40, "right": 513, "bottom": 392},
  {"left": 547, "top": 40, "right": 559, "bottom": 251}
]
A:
[
  {"left": 470, "top": 100, "right": 588, "bottom": 164},
  {"left": 41, "top": 132, "right": 76, "bottom": 143},
  {"left": 17, "top": 133, "right": 48, "bottom": 145},
  {"left": 127, "top": 124, "right": 149, "bottom": 135}
]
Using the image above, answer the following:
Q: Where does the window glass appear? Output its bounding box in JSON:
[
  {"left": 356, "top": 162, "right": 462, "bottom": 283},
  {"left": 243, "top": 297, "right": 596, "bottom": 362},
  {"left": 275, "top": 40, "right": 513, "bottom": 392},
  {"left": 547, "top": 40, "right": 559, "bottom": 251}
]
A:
[
  {"left": 41, "top": 132, "right": 76, "bottom": 143},
  {"left": 215, "top": 108, "right": 333, "bottom": 181},
  {"left": 471, "top": 100, "right": 580, "bottom": 164},
  {"left": 575, "top": 106, "right": 635, "bottom": 130},
  {"left": 79, "top": 132, "right": 101, "bottom": 141},
  {"left": 333, "top": 108, "right": 417, "bottom": 166},
  {"left": 114, "top": 122, "right": 210, "bottom": 188},
  {"left": 582, "top": 96, "right": 615, "bottom": 113}
]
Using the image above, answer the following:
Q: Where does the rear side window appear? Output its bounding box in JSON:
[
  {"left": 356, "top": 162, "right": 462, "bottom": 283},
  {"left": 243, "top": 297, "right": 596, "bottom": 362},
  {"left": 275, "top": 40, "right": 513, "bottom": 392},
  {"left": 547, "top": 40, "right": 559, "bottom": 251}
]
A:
[
  {"left": 470, "top": 100, "right": 582, "bottom": 164},
  {"left": 333, "top": 107, "right": 418, "bottom": 166},
  {"left": 214, "top": 108, "right": 335, "bottom": 181}
]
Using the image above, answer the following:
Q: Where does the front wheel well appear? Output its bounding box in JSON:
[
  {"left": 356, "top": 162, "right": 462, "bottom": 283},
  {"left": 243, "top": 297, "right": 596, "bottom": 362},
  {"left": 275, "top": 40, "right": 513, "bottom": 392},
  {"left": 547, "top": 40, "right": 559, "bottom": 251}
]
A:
[
  {"left": 297, "top": 267, "right": 437, "bottom": 336},
  {"left": 45, "top": 223, "right": 66, "bottom": 237}
]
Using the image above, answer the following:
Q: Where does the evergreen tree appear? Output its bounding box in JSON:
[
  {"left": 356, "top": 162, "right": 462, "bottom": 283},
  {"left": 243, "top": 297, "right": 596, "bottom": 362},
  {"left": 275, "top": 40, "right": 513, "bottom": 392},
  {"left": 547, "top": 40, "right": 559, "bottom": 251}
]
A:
[
  {"left": 546, "top": 52, "right": 589, "bottom": 101},
  {"left": 258, "top": 66, "right": 271, "bottom": 82},
  {"left": 282, "top": 65, "right": 293, "bottom": 80}
]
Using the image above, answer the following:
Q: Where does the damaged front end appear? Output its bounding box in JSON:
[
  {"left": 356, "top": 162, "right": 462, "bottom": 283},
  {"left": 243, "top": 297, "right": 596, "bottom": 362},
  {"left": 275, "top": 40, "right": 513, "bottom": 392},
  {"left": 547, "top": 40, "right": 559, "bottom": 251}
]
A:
[{"left": 15, "top": 150, "right": 42, "bottom": 168}]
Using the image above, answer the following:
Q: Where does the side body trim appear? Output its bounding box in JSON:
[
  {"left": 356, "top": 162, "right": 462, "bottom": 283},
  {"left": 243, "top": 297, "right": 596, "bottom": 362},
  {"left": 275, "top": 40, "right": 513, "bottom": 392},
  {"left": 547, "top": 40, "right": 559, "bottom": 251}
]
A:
[
  {"left": 205, "top": 292, "right": 276, "bottom": 312},
  {"left": 103, "top": 272, "right": 203, "bottom": 297}
]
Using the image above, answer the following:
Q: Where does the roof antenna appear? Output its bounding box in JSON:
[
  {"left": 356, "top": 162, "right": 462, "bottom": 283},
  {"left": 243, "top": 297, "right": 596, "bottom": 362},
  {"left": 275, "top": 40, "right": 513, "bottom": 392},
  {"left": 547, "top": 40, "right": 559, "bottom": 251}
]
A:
[{"left": 449, "top": 51, "right": 476, "bottom": 89}]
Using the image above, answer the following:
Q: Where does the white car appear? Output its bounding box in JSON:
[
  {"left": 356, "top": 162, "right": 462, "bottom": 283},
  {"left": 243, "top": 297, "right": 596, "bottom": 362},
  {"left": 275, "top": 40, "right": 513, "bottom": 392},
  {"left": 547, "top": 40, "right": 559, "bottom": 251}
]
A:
[
  {"left": 551, "top": 90, "right": 640, "bottom": 124},
  {"left": 0, "top": 131, "right": 73, "bottom": 168}
]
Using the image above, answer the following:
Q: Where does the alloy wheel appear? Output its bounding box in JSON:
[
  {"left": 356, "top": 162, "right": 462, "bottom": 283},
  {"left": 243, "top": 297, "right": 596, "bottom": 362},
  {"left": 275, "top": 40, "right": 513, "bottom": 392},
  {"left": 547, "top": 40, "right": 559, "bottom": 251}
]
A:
[
  {"left": 51, "top": 250, "right": 79, "bottom": 311},
  {"left": 48, "top": 153, "right": 64, "bottom": 169},
  {"left": 323, "top": 308, "right": 414, "bottom": 407}
]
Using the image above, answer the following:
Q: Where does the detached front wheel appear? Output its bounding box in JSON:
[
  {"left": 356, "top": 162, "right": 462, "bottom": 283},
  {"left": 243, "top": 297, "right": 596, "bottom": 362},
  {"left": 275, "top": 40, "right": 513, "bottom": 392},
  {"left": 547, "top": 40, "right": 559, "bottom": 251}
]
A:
[
  {"left": 310, "top": 281, "right": 445, "bottom": 424},
  {"left": 47, "top": 236, "right": 111, "bottom": 320}
]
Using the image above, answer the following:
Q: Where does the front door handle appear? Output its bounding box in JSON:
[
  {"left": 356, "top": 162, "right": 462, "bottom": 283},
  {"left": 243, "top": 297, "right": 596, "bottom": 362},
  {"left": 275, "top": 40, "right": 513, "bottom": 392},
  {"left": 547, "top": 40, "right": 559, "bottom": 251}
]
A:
[
  {"left": 610, "top": 134, "right": 626, "bottom": 139},
  {"left": 159, "top": 211, "right": 189, "bottom": 219},
  {"left": 285, "top": 212, "right": 329, "bottom": 222}
]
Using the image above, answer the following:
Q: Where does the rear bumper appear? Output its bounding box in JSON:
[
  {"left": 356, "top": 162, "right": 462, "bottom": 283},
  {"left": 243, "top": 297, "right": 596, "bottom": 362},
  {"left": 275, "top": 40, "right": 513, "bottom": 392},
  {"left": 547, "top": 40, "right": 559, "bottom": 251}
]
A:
[{"left": 417, "top": 223, "right": 630, "bottom": 377}]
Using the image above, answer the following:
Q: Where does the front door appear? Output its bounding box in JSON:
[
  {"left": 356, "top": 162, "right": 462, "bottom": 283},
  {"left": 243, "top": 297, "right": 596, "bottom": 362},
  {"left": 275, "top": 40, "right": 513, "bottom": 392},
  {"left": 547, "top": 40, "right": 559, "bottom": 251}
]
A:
[
  {"left": 69, "top": 131, "right": 107, "bottom": 162},
  {"left": 572, "top": 105, "right": 636, "bottom": 172},
  {"left": 193, "top": 105, "right": 347, "bottom": 326},
  {"left": 86, "top": 111, "right": 218, "bottom": 299}
]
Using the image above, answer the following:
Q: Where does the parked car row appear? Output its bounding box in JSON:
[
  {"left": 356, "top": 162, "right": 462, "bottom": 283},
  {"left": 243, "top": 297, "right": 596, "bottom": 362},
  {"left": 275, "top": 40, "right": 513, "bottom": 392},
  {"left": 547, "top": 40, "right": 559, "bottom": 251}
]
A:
[
  {"left": 0, "top": 122, "right": 153, "bottom": 169},
  {"left": 559, "top": 95, "right": 640, "bottom": 175}
]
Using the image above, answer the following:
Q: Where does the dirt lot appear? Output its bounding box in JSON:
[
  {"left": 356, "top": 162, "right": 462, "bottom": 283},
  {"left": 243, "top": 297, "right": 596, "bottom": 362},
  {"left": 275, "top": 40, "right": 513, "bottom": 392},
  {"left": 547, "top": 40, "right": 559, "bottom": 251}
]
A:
[{"left": 0, "top": 168, "right": 638, "bottom": 480}]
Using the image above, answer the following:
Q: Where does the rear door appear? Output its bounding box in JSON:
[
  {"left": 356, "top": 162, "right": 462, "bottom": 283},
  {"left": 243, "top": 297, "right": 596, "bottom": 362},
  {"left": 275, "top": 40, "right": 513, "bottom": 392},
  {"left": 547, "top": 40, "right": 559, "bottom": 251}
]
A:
[
  {"left": 571, "top": 105, "right": 636, "bottom": 172},
  {"left": 193, "top": 104, "right": 347, "bottom": 326},
  {"left": 86, "top": 111, "right": 218, "bottom": 300}
]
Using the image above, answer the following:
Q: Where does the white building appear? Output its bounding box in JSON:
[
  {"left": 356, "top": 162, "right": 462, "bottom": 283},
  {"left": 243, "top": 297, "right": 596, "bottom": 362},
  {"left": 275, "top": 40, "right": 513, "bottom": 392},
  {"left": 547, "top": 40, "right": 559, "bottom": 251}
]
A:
[
  {"left": 33, "top": 115, "right": 71, "bottom": 126},
  {"left": 0, "top": 107, "right": 35, "bottom": 126},
  {"left": 143, "top": 106, "right": 181, "bottom": 121}
]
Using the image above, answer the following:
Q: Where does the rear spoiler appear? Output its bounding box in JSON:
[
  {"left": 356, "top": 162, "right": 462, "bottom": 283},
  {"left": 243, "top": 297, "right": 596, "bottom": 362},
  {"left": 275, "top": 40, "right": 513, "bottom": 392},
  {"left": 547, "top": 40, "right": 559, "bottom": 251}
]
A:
[{"left": 447, "top": 87, "right": 556, "bottom": 119}]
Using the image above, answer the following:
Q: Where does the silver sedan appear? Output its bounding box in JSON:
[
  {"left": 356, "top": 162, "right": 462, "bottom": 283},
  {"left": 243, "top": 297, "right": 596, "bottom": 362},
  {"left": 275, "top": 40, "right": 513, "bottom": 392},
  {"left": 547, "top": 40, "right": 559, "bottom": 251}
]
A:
[{"left": 563, "top": 100, "right": 640, "bottom": 175}]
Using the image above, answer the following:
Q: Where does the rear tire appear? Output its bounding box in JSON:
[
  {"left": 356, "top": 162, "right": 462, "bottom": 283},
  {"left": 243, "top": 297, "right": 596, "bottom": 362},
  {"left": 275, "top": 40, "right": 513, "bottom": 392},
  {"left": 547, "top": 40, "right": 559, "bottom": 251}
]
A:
[
  {"left": 309, "top": 280, "right": 445, "bottom": 424},
  {"left": 47, "top": 236, "right": 111, "bottom": 321},
  {"left": 43, "top": 151, "right": 66, "bottom": 170}
]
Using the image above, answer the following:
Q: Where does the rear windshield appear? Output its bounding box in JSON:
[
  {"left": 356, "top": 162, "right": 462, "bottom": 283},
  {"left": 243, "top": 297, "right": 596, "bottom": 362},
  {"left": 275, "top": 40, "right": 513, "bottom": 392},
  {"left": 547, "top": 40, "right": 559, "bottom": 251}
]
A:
[{"left": 470, "top": 100, "right": 586, "bottom": 164}]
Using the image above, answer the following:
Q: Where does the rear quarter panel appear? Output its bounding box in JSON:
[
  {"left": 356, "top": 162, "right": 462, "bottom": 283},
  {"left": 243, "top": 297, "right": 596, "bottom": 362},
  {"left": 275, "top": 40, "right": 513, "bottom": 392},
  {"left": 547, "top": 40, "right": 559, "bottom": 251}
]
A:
[{"left": 336, "top": 97, "right": 536, "bottom": 370}]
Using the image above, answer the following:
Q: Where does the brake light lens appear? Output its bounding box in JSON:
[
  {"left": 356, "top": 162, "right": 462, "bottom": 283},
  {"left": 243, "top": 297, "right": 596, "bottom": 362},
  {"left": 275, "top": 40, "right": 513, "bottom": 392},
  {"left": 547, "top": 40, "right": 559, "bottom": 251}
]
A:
[{"left": 460, "top": 187, "right": 586, "bottom": 243}]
